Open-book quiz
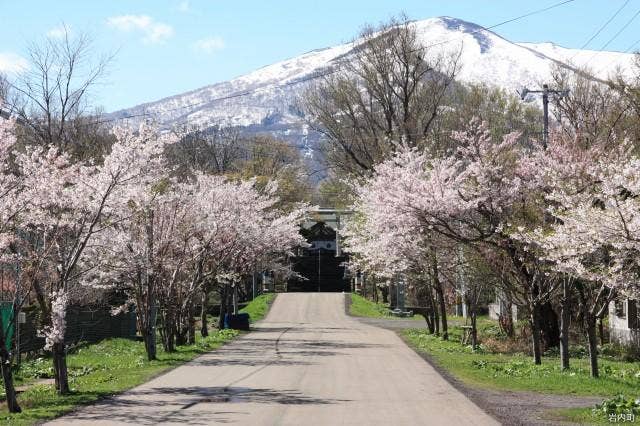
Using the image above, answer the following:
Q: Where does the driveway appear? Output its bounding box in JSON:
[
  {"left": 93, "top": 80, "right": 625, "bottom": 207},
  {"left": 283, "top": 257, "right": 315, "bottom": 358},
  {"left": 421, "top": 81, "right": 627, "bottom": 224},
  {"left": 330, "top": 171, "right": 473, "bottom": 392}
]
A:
[{"left": 47, "top": 293, "right": 499, "bottom": 425}]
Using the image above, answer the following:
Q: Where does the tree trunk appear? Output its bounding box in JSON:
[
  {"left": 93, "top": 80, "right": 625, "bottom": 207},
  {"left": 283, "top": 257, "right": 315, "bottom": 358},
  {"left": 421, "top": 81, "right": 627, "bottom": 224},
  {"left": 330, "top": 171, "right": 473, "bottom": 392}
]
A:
[
  {"left": 470, "top": 308, "right": 478, "bottom": 351},
  {"left": 424, "top": 313, "right": 435, "bottom": 333},
  {"left": 389, "top": 283, "right": 397, "bottom": 308},
  {"left": 201, "top": 289, "right": 209, "bottom": 337},
  {"left": 164, "top": 311, "right": 176, "bottom": 352},
  {"left": 437, "top": 289, "right": 448, "bottom": 340},
  {"left": 226, "top": 284, "right": 234, "bottom": 318},
  {"left": 559, "top": 280, "right": 570, "bottom": 370},
  {"left": 431, "top": 249, "right": 448, "bottom": 340},
  {"left": 531, "top": 305, "right": 542, "bottom": 365},
  {"left": 586, "top": 315, "right": 599, "bottom": 378},
  {"left": 381, "top": 286, "right": 389, "bottom": 304},
  {"left": 53, "top": 342, "right": 69, "bottom": 395},
  {"left": 539, "top": 302, "right": 560, "bottom": 350},
  {"left": 188, "top": 305, "right": 196, "bottom": 344},
  {"left": 144, "top": 303, "right": 157, "bottom": 361},
  {"left": 424, "top": 293, "right": 435, "bottom": 333},
  {"left": 143, "top": 209, "right": 157, "bottom": 361},
  {"left": 175, "top": 322, "right": 186, "bottom": 346},
  {"left": 598, "top": 317, "right": 605, "bottom": 345},
  {"left": 498, "top": 297, "right": 514, "bottom": 338},
  {"left": 0, "top": 316, "right": 20, "bottom": 412},
  {"left": 218, "top": 285, "right": 228, "bottom": 330},
  {"left": 432, "top": 289, "right": 440, "bottom": 336}
]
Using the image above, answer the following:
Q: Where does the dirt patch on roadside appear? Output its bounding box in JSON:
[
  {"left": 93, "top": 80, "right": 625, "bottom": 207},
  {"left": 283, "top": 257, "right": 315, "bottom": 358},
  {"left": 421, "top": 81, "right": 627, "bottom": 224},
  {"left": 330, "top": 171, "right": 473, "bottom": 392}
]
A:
[{"left": 463, "top": 386, "right": 601, "bottom": 425}]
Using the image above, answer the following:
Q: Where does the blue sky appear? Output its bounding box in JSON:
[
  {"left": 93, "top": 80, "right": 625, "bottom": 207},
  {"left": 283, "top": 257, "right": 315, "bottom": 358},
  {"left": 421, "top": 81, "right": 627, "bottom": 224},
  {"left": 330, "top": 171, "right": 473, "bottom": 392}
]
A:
[{"left": 1, "top": 0, "right": 638, "bottom": 112}]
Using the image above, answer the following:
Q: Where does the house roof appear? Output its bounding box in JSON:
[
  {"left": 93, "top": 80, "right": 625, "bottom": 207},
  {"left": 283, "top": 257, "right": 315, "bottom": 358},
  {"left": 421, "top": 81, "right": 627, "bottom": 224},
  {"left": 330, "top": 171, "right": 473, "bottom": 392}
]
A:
[{"left": 300, "top": 221, "right": 336, "bottom": 241}]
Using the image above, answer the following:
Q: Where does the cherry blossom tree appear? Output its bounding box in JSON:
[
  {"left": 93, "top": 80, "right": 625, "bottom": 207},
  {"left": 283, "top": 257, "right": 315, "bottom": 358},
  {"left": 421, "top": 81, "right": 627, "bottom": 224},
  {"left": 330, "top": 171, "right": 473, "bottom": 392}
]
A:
[
  {"left": 0, "top": 113, "right": 26, "bottom": 412},
  {"left": 345, "top": 119, "right": 561, "bottom": 363},
  {"left": 0, "top": 105, "right": 308, "bottom": 405},
  {"left": 16, "top": 122, "right": 172, "bottom": 392},
  {"left": 190, "top": 176, "right": 308, "bottom": 331},
  {"left": 86, "top": 168, "right": 308, "bottom": 360},
  {"left": 521, "top": 134, "right": 637, "bottom": 376}
]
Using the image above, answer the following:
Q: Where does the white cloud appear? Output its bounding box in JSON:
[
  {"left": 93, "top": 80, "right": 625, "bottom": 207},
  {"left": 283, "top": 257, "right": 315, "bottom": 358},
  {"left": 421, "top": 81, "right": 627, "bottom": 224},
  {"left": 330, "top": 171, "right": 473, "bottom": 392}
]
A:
[
  {"left": 106, "top": 15, "right": 174, "bottom": 44},
  {"left": 178, "top": 0, "right": 190, "bottom": 12},
  {"left": 193, "top": 37, "right": 225, "bottom": 54},
  {"left": 47, "top": 24, "right": 71, "bottom": 39},
  {"left": 0, "top": 52, "right": 29, "bottom": 74}
]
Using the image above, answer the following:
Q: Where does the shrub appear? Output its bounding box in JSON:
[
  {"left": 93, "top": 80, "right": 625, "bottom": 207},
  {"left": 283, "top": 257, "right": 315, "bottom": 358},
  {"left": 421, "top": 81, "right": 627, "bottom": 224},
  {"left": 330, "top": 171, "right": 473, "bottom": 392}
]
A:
[
  {"left": 482, "top": 336, "right": 530, "bottom": 354},
  {"left": 592, "top": 395, "right": 640, "bottom": 417},
  {"left": 17, "top": 358, "right": 54, "bottom": 379},
  {"left": 600, "top": 343, "right": 640, "bottom": 362}
]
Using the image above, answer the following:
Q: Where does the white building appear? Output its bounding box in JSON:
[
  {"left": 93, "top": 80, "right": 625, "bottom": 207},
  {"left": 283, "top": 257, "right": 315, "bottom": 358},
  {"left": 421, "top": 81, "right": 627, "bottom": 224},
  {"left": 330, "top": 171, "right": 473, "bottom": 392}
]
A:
[{"left": 608, "top": 298, "right": 639, "bottom": 348}]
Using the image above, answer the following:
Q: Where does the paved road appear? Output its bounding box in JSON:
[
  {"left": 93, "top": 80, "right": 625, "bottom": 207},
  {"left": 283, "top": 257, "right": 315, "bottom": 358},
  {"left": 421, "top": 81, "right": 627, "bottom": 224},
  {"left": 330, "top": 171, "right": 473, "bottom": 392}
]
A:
[{"left": 48, "top": 293, "right": 499, "bottom": 425}]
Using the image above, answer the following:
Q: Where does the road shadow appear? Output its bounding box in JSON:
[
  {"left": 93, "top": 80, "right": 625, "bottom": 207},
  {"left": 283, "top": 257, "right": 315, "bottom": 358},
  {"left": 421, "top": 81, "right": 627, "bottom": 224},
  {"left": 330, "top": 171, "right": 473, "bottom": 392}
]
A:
[
  {"left": 61, "top": 386, "right": 350, "bottom": 425},
  {"left": 190, "top": 337, "right": 388, "bottom": 367},
  {"left": 251, "top": 325, "right": 357, "bottom": 333}
]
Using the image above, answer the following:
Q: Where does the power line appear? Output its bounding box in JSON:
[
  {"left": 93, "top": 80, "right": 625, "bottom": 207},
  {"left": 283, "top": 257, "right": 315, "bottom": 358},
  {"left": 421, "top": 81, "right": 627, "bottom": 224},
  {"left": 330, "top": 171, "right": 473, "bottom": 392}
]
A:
[
  {"left": 583, "top": 6, "right": 640, "bottom": 77},
  {"left": 1, "top": 0, "right": 578, "bottom": 133},
  {"left": 421, "top": 0, "right": 578, "bottom": 52},
  {"left": 575, "top": 0, "right": 629, "bottom": 52},
  {"left": 624, "top": 36, "right": 640, "bottom": 53},
  {"left": 106, "top": 67, "right": 341, "bottom": 128},
  {"left": 166, "top": 8, "right": 579, "bottom": 131},
  {"left": 598, "top": 7, "right": 640, "bottom": 52},
  {"left": 153, "top": 0, "right": 579, "bottom": 130}
]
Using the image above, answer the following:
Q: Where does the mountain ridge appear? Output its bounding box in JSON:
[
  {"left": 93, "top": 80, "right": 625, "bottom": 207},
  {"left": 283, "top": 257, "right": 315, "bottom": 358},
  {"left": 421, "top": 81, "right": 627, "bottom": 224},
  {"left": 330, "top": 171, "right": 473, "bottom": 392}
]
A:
[{"left": 110, "top": 16, "right": 636, "bottom": 135}]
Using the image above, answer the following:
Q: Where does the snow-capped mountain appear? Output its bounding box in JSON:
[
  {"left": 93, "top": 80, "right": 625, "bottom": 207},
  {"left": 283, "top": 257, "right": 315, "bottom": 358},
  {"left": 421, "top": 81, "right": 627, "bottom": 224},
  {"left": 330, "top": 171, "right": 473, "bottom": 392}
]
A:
[{"left": 111, "top": 17, "right": 636, "bottom": 143}]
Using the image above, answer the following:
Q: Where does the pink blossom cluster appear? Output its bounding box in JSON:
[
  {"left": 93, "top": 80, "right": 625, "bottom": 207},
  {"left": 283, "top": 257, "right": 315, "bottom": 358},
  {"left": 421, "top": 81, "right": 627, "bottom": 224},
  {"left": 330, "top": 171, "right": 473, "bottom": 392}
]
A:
[
  {"left": 345, "top": 116, "right": 640, "bottom": 298},
  {"left": 344, "top": 119, "right": 525, "bottom": 278},
  {"left": 0, "top": 113, "right": 309, "bottom": 352},
  {"left": 523, "top": 136, "right": 640, "bottom": 298}
]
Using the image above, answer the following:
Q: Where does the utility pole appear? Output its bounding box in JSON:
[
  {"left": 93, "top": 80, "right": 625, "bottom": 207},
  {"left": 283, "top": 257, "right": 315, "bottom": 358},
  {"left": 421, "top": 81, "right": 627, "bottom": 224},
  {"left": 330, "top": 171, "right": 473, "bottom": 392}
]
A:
[
  {"left": 519, "top": 84, "right": 569, "bottom": 149},
  {"left": 317, "top": 248, "right": 321, "bottom": 292},
  {"left": 232, "top": 282, "right": 238, "bottom": 315},
  {"left": 335, "top": 215, "right": 341, "bottom": 257},
  {"left": 252, "top": 268, "right": 256, "bottom": 300}
]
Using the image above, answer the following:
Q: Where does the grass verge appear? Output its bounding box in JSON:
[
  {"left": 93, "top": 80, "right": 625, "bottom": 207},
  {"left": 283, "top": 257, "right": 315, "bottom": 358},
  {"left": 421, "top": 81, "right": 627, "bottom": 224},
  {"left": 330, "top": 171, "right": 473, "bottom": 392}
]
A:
[
  {"left": 0, "top": 294, "right": 277, "bottom": 425},
  {"left": 349, "top": 293, "right": 423, "bottom": 320},
  {"left": 239, "top": 293, "right": 276, "bottom": 323},
  {"left": 349, "top": 293, "right": 391, "bottom": 318},
  {"left": 550, "top": 407, "right": 611, "bottom": 425},
  {"left": 402, "top": 327, "right": 640, "bottom": 425},
  {"left": 403, "top": 328, "right": 640, "bottom": 396}
]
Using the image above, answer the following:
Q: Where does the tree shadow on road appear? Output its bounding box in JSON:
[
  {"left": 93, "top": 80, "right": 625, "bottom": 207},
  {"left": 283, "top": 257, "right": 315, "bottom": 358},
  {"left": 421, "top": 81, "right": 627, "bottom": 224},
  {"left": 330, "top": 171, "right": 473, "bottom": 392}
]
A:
[
  {"left": 60, "top": 386, "right": 350, "bottom": 425},
  {"left": 190, "top": 337, "right": 389, "bottom": 367}
]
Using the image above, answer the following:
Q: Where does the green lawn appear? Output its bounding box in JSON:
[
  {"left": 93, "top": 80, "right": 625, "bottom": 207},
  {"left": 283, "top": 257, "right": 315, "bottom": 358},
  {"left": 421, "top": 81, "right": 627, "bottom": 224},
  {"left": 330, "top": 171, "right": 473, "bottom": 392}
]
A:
[
  {"left": 0, "top": 294, "right": 277, "bottom": 425},
  {"left": 402, "top": 327, "right": 640, "bottom": 424},
  {"left": 349, "top": 293, "right": 391, "bottom": 318},
  {"left": 239, "top": 293, "right": 276, "bottom": 323},
  {"left": 349, "top": 293, "right": 423, "bottom": 320},
  {"left": 550, "top": 407, "right": 611, "bottom": 425}
]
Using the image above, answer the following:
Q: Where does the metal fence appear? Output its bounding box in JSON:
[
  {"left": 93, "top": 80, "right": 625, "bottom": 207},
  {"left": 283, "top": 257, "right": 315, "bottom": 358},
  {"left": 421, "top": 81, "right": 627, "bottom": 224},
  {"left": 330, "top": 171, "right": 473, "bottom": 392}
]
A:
[{"left": 16, "top": 305, "right": 137, "bottom": 355}]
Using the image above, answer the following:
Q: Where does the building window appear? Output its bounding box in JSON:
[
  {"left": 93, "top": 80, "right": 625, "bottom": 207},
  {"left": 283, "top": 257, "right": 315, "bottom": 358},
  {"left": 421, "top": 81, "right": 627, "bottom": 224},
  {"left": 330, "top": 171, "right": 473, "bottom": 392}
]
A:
[
  {"left": 615, "top": 299, "right": 627, "bottom": 318},
  {"left": 629, "top": 300, "right": 638, "bottom": 329}
]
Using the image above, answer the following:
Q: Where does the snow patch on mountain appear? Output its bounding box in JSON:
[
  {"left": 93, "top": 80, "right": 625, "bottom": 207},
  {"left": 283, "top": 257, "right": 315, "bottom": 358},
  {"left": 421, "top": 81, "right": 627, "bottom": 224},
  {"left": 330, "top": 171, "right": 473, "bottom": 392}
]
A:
[
  {"left": 111, "top": 17, "right": 636, "bottom": 134},
  {"left": 517, "top": 41, "right": 634, "bottom": 78}
]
